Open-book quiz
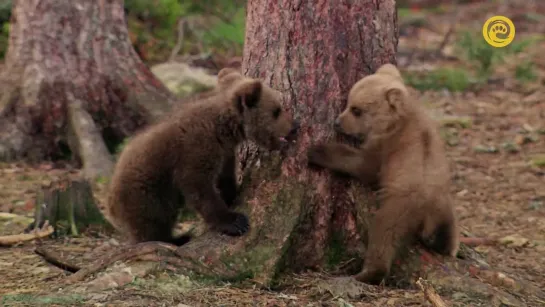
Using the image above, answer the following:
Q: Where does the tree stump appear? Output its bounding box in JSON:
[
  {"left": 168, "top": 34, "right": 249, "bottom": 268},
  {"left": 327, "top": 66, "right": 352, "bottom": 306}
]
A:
[
  {"left": 27, "top": 177, "right": 112, "bottom": 237},
  {"left": 0, "top": 0, "right": 174, "bottom": 180}
]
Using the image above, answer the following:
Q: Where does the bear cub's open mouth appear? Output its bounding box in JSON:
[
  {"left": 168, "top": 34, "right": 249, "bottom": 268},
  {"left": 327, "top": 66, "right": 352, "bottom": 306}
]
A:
[
  {"left": 337, "top": 131, "right": 364, "bottom": 148},
  {"left": 278, "top": 120, "right": 301, "bottom": 144}
]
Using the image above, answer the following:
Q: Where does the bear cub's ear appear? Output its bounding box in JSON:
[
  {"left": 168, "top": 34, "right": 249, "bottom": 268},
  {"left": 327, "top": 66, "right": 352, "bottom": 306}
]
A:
[
  {"left": 233, "top": 80, "right": 262, "bottom": 113},
  {"left": 218, "top": 68, "right": 242, "bottom": 89},
  {"left": 375, "top": 63, "right": 402, "bottom": 79},
  {"left": 385, "top": 85, "right": 405, "bottom": 113}
]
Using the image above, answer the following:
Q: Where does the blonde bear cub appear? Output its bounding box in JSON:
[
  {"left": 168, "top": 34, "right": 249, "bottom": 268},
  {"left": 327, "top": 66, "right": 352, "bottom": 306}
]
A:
[{"left": 307, "top": 64, "right": 459, "bottom": 285}]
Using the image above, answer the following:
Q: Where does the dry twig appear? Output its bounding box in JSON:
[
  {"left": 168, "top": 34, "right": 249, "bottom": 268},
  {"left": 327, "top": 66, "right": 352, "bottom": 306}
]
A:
[
  {"left": 459, "top": 237, "right": 497, "bottom": 247},
  {"left": 35, "top": 246, "right": 81, "bottom": 273},
  {"left": 416, "top": 277, "right": 448, "bottom": 307},
  {"left": 436, "top": 0, "right": 460, "bottom": 56},
  {"left": 0, "top": 221, "right": 54, "bottom": 246},
  {"left": 169, "top": 18, "right": 186, "bottom": 62}
]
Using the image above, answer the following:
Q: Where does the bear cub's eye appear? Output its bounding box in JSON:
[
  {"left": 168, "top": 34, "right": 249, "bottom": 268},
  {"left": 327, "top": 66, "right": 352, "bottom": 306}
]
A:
[
  {"left": 273, "top": 107, "right": 282, "bottom": 119},
  {"left": 350, "top": 107, "right": 362, "bottom": 117}
]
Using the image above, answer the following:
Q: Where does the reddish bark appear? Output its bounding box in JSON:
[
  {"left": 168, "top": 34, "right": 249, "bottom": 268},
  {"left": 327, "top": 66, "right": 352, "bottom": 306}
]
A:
[
  {"left": 239, "top": 0, "right": 398, "bottom": 270},
  {"left": 0, "top": 0, "right": 174, "bottom": 177}
]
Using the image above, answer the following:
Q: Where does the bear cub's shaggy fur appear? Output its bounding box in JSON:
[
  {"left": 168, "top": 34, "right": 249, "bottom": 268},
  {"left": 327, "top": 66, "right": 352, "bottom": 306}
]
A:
[
  {"left": 106, "top": 68, "right": 299, "bottom": 245},
  {"left": 307, "top": 64, "right": 459, "bottom": 285}
]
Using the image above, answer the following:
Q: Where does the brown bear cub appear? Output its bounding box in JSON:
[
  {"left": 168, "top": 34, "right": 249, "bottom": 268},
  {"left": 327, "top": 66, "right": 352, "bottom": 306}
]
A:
[
  {"left": 307, "top": 64, "right": 459, "bottom": 285},
  {"left": 106, "top": 68, "right": 299, "bottom": 245}
]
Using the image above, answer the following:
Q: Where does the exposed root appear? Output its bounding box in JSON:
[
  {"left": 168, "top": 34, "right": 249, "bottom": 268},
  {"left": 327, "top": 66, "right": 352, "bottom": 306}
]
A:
[
  {"left": 0, "top": 221, "right": 54, "bottom": 246},
  {"left": 65, "top": 231, "right": 247, "bottom": 285},
  {"left": 416, "top": 277, "right": 448, "bottom": 307},
  {"left": 35, "top": 246, "right": 81, "bottom": 273},
  {"left": 65, "top": 241, "right": 178, "bottom": 283},
  {"left": 66, "top": 93, "right": 114, "bottom": 181}
]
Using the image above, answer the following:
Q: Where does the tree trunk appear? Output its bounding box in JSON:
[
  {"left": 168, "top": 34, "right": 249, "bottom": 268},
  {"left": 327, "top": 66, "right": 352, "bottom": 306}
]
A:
[
  {"left": 237, "top": 0, "right": 398, "bottom": 277},
  {"left": 149, "top": 0, "right": 398, "bottom": 285},
  {"left": 0, "top": 0, "right": 174, "bottom": 179}
]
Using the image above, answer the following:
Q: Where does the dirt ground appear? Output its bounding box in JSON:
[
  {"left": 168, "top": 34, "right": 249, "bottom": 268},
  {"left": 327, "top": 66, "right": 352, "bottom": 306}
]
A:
[{"left": 1, "top": 2, "right": 544, "bottom": 306}]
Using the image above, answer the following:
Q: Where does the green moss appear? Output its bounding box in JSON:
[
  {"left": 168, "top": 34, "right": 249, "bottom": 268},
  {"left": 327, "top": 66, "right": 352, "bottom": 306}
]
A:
[
  {"left": 1, "top": 293, "right": 86, "bottom": 306},
  {"left": 325, "top": 231, "right": 349, "bottom": 269}
]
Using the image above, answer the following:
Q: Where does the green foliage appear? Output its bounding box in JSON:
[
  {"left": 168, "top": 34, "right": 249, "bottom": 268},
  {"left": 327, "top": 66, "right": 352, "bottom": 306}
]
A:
[
  {"left": 404, "top": 67, "right": 471, "bottom": 92},
  {"left": 515, "top": 60, "right": 538, "bottom": 83},
  {"left": 124, "top": 0, "right": 246, "bottom": 62},
  {"left": 456, "top": 31, "right": 538, "bottom": 80},
  {"left": 202, "top": 8, "right": 246, "bottom": 54},
  {"left": 457, "top": 31, "right": 503, "bottom": 78},
  {"left": 0, "top": 1, "right": 11, "bottom": 59},
  {"left": 125, "top": 0, "right": 187, "bottom": 30}
]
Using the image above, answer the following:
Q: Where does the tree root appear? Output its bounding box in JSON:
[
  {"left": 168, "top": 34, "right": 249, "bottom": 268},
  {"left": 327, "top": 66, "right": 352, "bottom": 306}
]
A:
[
  {"left": 416, "top": 277, "right": 448, "bottom": 307},
  {"left": 64, "top": 232, "right": 249, "bottom": 284},
  {"left": 35, "top": 246, "right": 81, "bottom": 273},
  {"left": 66, "top": 94, "right": 114, "bottom": 181},
  {"left": 65, "top": 241, "right": 178, "bottom": 283},
  {"left": 0, "top": 221, "right": 54, "bottom": 246}
]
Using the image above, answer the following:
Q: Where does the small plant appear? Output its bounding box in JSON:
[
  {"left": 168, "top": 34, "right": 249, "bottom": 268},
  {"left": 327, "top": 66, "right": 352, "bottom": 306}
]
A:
[
  {"left": 457, "top": 31, "right": 504, "bottom": 78},
  {"left": 456, "top": 30, "right": 538, "bottom": 81},
  {"left": 404, "top": 67, "right": 471, "bottom": 92},
  {"left": 515, "top": 60, "right": 537, "bottom": 83}
]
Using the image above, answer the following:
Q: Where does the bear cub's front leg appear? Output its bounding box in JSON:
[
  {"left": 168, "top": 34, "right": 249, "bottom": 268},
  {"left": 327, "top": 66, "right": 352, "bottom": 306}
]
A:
[
  {"left": 217, "top": 154, "right": 239, "bottom": 208},
  {"left": 308, "top": 143, "right": 365, "bottom": 178},
  {"left": 183, "top": 181, "right": 249, "bottom": 236}
]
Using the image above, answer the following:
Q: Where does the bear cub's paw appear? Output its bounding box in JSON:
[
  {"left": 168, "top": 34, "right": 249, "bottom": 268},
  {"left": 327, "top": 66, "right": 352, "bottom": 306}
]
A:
[
  {"left": 353, "top": 267, "right": 388, "bottom": 285},
  {"left": 216, "top": 212, "right": 250, "bottom": 236}
]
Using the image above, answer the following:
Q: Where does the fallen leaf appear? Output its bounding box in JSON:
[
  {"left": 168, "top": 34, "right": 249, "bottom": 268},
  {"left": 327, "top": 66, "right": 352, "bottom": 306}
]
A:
[{"left": 499, "top": 234, "right": 529, "bottom": 248}]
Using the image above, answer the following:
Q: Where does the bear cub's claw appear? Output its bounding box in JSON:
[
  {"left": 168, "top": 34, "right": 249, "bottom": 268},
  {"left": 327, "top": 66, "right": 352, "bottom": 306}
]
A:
[{"left": 217, "top": 212, "right": 250, "bottom": 236}]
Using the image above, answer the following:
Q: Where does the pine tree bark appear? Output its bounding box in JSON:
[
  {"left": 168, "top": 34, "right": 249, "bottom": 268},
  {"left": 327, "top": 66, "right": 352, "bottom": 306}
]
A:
[
  {"left": 237, "top": 0, "right": 398, "bottom": 278},
  {"left": 0, "top": 0, "right": 174, "bottom": 179}
]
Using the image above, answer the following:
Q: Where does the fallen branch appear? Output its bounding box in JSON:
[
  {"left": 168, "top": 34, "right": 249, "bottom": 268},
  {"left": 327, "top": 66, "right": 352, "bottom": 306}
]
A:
[
  {"left": 436, "top": 0, "right": 460, "bottom": 56},
  {"left": 168, "top": 18, "right": 186, "bottom": 62},
  {"left": 35, "top": 246, "right": 81, "bottom": 273},
  {"left": 65, "top": 241, "right": 178, "bottom": 283},
  {"left": 0, "top": 221, "right": 54, "bottom": 246},
  {"left": 416, "top": 277, "right": 448, "bottom": 307}
]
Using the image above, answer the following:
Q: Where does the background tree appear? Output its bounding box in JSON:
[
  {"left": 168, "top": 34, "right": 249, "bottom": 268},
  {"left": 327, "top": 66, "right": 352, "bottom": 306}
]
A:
[{"left": 0, "top": 0, "right": 174, "bottom": 179}]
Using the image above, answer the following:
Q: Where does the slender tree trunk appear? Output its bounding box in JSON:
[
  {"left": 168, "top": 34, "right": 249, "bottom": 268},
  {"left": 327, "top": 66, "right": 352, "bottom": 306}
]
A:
[{"left": 0, "top": 0, "right": 174, "bottom": 179}]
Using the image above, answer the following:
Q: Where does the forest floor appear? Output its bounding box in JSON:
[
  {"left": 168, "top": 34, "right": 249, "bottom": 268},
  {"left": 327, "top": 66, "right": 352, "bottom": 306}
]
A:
[{"left": 1, "top": 1, "right": 545, "bottom": 306}]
